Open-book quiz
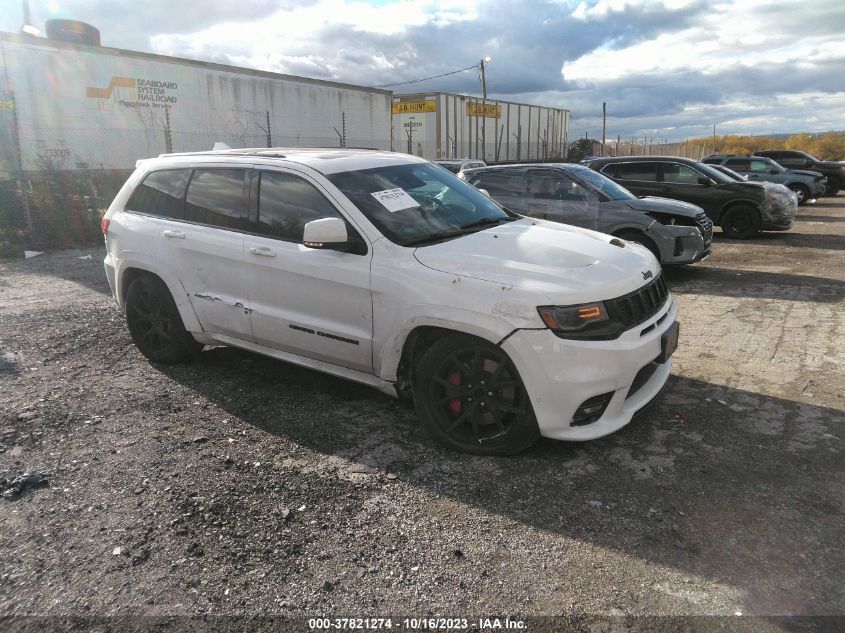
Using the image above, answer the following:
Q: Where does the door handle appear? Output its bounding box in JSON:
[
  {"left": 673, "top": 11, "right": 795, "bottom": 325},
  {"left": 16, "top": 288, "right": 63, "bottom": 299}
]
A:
[
  {"left": 249, "top": 246, "right": 276, "bottom": 257},
  {"left": 162, "top": 229, "right": 185, "bottom": 239}
]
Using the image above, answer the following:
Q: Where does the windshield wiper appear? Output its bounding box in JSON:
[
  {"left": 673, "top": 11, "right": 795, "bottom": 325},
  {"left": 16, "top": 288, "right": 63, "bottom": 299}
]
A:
[
  {"left": 459, "top": 217, "right": 514, "bottom": 230},
  {"left": 402, "top": 217, "right": 514, "bottom": 247}
]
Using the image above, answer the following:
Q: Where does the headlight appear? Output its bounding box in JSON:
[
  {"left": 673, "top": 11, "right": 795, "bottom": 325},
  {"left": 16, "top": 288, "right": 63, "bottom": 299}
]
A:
[{"left": 537, "top": 302, "right": 624, "bottom": 340}]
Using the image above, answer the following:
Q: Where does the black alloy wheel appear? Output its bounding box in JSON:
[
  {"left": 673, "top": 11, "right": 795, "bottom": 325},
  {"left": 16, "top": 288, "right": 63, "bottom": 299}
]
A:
[
  {"left": 125, "top": 275, "right": 202, "bottom": 364},
  {"left": 720, "top": 206, "right": 761, "bottom": 239},
  {"left": 414, "top": 335, "right": 539, "bottom": 455}
]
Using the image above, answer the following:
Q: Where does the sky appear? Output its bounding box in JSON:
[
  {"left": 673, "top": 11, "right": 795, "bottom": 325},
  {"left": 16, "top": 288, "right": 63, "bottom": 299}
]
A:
[{"left": 2, "top": 0, "right": 844, "bottom": 142}]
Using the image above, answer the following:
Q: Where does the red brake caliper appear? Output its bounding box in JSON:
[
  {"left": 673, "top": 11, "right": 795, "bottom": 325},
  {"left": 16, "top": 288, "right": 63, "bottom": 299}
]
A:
[{"left": 448, "top": 371, "right": 462, "bottom": 413}]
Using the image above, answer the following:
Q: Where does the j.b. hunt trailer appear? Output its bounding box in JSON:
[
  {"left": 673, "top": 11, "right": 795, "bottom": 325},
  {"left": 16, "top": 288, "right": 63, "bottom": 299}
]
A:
[{"left": 391, "top": 92, "right": 570, "bottom": 163}]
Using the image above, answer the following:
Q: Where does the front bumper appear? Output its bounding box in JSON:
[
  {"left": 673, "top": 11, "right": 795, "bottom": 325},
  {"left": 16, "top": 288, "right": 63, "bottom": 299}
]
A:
[
  {"left": 762, "top": 218, "right": 794, "bottom": 231},
  {"left": 653, "top": 224, "right": 710, "bottom": 266},
  {"left": 502, "top": 297, "right": 677, "bottom": 441}
]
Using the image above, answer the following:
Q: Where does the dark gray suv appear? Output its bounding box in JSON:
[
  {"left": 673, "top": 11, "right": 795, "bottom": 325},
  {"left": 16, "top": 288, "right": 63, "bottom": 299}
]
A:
[
  {"left": 461, "top": 163, "right": 711, "bottom": 265},
  {"left": 584, "top": 156, "right": 798, "bottom": 239}
]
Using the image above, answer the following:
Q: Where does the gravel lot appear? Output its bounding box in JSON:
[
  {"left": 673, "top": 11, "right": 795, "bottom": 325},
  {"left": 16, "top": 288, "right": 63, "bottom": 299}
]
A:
[{"left": 1, "top": 196, "right": 843, "bottom": 631}]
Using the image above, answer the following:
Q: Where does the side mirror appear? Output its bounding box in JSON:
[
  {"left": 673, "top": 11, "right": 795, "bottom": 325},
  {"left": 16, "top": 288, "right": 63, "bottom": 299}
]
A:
[
  {"left": 697, "top": 176, "right": 713, "bottom": 186},
  {"left": 303, "top": 217, "right": 347, "bottom": 249}
]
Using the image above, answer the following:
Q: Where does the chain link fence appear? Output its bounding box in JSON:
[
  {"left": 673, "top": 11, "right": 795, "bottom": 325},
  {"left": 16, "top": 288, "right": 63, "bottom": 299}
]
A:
[
  {"left": 0, "top": 107, "right": 391, "bottom": 252},
  {"left": 588, "top": 140, "right": 712, "bottom": 160}
]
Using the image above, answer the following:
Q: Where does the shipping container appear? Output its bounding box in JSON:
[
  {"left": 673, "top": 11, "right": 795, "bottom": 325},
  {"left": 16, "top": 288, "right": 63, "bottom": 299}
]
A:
[
  {"left": 391, "top": 92, "right": 569, "bottom": 163},
  {"left": 0, "top": 31, "right": 393, "bottom": 174}
]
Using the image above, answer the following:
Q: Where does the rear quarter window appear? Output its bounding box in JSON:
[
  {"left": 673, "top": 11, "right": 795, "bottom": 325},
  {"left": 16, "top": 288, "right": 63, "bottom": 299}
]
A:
[{"left": 126, "top": 169, "right": 190, "bottom": 218}]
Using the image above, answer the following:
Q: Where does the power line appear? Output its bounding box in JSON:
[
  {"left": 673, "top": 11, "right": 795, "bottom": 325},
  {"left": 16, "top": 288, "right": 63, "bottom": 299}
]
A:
[{"left": 374, "top": 63, "right": 480, "bottom": 88}]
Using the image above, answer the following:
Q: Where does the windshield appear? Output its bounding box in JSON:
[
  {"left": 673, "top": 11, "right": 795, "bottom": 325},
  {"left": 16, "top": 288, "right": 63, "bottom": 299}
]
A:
[
  {"left": 695, "top": 162, "right": 734, "bottom": 184},
  {"left": 570, "top": 166, "right": 636, "bottom": 201},
  {"left": 328, "top": 162, "right": 513, "bottom": 246}
]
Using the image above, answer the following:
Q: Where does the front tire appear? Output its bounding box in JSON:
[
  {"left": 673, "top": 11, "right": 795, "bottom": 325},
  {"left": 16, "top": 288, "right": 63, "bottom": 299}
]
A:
[
  {"left": 125, "top": 275, "right": 203, "bottom": 364},
  {"left": 414, "top": 335, "right": 539, "bottom": 455},
  {"left": 825, "top": 175, "right": 841, "bottom": 196},
  {"left": 720, "top": 206, "right": 761, "bottom": 239},
  {"left": 788, "top": 183, "right": 810, "bottom": 206}
]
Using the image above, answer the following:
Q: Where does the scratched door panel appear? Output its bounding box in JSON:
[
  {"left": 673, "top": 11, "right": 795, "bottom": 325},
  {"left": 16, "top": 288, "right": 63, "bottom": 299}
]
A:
[
  {"left": 158, "top": 167, "right": 255, "bottom": 342},
  {"left": 175, "top": 224, "right": 254, "bottom": 341}
]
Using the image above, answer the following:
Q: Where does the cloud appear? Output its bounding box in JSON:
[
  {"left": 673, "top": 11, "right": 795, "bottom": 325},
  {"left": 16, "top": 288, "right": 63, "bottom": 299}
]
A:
[{"left": 3, "top": 0, "right": 843, "bottom": 140}]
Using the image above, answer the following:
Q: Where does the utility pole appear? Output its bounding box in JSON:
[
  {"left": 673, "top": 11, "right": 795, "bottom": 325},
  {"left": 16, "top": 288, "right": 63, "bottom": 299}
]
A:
[
  {"left": 601, "top": 102, "right": 607, "bottom": 156},
  {"left": 713, "top": 123, "right": 717, "bottom": 153},
  {"left": 480, "top": 58, "right": 488, "bottom": 99}
]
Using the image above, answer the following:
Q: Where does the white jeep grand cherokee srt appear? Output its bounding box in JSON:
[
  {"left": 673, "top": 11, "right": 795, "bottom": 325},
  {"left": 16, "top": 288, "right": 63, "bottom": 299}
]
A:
[{"left": 102, "top": 148, "right": 679, "bottom": 454}]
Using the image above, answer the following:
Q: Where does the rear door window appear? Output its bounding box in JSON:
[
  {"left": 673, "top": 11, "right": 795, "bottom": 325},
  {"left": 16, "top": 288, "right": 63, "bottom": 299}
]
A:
[
  {"left": 257, "top": 171, "right": 345, "bottom": 242},
  {"left": 184, "top": 169, "right": 251, "bottom": 231},
  {"left": 126, "top": 169, "right": 190, "bottom": 219},
  {"left": 725, "top": 158, "right": 751, "bottom": 171},
  {"left": 606, "top": 162, "right": 659, "bottom": 182}
]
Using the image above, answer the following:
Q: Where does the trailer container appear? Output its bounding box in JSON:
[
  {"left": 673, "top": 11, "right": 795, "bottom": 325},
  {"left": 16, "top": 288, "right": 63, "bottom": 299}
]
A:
[
  {"left": 0, "top": 31, "right": 393, "bottom": 173},
  {"left": 391, "top": 92, "right": 569, "bottom": 163}
]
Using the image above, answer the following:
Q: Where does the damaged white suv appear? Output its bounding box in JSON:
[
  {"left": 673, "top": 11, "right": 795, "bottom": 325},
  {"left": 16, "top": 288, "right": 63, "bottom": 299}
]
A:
[{"left": 102, "top": 148, "right": 679, "bottom": 454}]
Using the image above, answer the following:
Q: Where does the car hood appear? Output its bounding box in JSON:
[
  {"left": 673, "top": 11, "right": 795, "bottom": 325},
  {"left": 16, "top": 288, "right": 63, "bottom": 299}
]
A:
[
  {"left": 787, "top": 169, "right": 824, "bottom": 178},
  {"left": 814, "top": 160, "right": 845, "bottom": 169},
  {"left": 413, "top": 218, "right": 659, "bottom": 302},
  {"left": 624, "top": 196, "right": 703, "bottom": 218}
]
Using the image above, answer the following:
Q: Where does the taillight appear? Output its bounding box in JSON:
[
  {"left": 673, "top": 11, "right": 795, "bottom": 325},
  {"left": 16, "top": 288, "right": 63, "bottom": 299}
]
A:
[{"left": 101, "top": 217, "right": 110, "bottom": 236}]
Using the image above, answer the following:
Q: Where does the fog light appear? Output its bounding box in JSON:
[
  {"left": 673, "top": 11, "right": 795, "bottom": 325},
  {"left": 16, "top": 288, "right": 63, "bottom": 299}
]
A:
[{"left": 571, "top": 392, "right": 614, "bottom": 426}]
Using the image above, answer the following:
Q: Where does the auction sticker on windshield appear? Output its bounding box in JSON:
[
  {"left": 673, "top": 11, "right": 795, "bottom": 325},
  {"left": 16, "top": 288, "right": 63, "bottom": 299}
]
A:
[{"left": 371, "top": 188, "right": 420, "bottom": 213}]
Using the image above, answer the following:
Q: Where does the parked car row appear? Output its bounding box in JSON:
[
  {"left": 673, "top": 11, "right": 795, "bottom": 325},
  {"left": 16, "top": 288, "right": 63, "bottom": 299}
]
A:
[
  {"left": 702, "top": 155, "right": 826, "bottom": 205},
  {"left": 754, "top": 150, "right": 843, "bottom": 196}
]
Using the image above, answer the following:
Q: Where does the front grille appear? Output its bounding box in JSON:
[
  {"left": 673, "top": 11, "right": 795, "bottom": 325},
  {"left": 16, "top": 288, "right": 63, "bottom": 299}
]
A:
[
  {"left": 695, "top": 212, "right": 713, "bottom": 246},
  {"left": 607, "top": 274, "right": 670, "bottom": 330}
]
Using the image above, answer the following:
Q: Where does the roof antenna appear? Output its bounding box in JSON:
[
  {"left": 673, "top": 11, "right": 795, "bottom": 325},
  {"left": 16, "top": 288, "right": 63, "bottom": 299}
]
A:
[{"left": 213, "top": 142, "right": 232, "bottom": 151}]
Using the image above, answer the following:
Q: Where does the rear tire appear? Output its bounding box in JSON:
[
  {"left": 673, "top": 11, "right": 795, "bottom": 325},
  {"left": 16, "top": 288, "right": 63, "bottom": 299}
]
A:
[
  {"left": 615, "top": 230, "right": 661, "bottom": 262},
  {"left": 720, "top": 206, "right": 761, "bottom": 239},
  {"left": 788, "top": 183, "right": 810, "bottom": 206},
  {"left": 414, "top": 334, "right": 539, "bottom": 455},
  {"left": 125, "top": 275, "right": 203, "bottom": 364}
]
